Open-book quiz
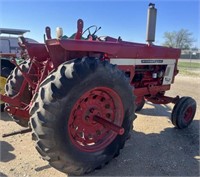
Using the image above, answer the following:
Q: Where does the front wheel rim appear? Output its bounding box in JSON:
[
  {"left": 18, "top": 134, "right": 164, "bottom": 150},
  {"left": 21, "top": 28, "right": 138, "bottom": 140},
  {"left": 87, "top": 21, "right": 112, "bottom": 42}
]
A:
[
  {"left": 68, "top": 87, "right": 124, "bottom": 152},
  {"left": 184, "top": 106, "right": 193, "bottom": 123}
]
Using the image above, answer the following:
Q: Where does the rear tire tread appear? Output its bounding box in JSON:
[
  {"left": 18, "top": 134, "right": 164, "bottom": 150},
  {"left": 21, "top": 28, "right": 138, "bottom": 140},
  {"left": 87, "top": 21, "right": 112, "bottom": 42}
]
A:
[
  {"left": 5, "top": 60, "right": 32, "bottom": 127},
  {"left": 30, "top": 58, "right": 136, "bottom": 175}
]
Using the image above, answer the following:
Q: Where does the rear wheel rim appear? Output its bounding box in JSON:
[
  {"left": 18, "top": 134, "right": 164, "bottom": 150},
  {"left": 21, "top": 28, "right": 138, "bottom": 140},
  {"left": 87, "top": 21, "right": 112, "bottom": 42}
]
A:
[
  {"left": 184, "top": 106, "right": 193, "bottom": 123},
  {"left": 68, "top": 87, "right": 124, "bottom": 152}
]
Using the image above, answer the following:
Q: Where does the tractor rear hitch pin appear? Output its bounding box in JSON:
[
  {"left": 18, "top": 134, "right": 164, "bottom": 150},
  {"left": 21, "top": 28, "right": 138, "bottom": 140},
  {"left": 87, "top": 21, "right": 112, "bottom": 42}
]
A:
[
  {"left": 93, "top": 115, "right": 124, "bottom": 135},
  {"left": 2, "top": 128, "right": 31, "bottom": 138}
]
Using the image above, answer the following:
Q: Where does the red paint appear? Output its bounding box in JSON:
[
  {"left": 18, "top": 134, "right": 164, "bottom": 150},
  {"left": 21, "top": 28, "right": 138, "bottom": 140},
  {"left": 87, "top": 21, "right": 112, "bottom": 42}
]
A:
[
  {"left": 184, "top": 107, "right": 193, "bottom": 123},
  {"left": 0, "top": 19, "right": 182, "bottom": 128},
  {"left": 75, "top": 19, "right": 83, "bottom": 40},
  {"left": 68, "top": 87, "right": 124, "bottom": 152},
  {"left": 5, "top": 106, "right": 29, "bottom": 119},
  {"left": 93, "top": 115, "right": 125, "bottom": 135}
]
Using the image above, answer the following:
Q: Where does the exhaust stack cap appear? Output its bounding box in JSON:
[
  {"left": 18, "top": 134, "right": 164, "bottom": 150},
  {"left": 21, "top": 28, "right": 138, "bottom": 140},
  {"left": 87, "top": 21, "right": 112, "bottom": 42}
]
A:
[{"left": 146, "top": 3, "right": 157, "bottom": 45}]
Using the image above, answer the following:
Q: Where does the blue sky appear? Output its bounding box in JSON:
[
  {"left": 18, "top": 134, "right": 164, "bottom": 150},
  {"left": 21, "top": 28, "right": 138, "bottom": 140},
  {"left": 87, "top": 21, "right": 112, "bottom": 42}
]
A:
[{"left": 0, "top": 0, "right": 199, "bottom": 48}]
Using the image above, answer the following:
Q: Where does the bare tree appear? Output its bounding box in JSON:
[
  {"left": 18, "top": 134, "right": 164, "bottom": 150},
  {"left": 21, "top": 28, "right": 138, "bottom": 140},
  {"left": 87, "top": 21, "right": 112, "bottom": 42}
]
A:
[{"left": 163, "top": 29, "right": 195, "bottom": 49}]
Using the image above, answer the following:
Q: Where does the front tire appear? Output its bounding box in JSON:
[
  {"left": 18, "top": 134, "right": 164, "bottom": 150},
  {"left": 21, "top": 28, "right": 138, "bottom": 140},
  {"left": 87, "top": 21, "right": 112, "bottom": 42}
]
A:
[
  {"left": 171, "top": 97, "right": 196, "bottom": 129},
  {"left": 30, "top": 57, "right": 135, "bottom": 175}
]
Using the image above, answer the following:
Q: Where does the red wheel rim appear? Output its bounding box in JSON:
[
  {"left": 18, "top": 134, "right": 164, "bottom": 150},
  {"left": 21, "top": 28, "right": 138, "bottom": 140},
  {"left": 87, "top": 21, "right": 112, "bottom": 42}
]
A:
[
  {"left": 184, "top": 106, "right": 193, "bottom": 123},
  {"left": 68, "top": 87, "right": 124, "bottom": 152}
]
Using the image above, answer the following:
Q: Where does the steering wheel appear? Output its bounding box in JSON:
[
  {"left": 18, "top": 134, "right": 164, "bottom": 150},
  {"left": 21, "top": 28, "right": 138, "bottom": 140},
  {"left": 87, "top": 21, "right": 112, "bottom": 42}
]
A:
[{"left": 82, "top": 25, "right": 98, "bottom": 38}]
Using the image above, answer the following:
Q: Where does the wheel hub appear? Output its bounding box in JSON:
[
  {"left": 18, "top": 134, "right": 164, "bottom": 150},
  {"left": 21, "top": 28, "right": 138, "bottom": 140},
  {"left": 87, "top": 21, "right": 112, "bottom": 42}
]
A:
[
  {"left": 184, "top": 106, "right": 193, "bottom": 123},
  {"left": 68, "top": 87, "right": 124, "bottom": 152}
]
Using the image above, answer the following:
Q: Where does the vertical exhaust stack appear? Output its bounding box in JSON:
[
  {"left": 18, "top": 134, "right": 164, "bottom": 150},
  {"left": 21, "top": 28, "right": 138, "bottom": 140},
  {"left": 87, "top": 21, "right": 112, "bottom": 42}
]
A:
[{"left": 146, "top": 3, "right": 157, "bottom": 45}]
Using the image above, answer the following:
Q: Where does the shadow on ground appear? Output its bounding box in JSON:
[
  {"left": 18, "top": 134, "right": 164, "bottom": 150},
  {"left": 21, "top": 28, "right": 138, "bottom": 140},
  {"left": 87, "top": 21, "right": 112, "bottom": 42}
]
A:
[
  {"left": 0, "top": 172, "right": 8, "bottom": 177},
  {"left": 0, "top": 141, "right": 16, "bottom": 162},
  {"left": 0, "top": 112, "right": 12, "bottom": 122},
  {"left": 87, "top": 120, "right": 199, "bottom": 176},
  {"left": 137, "top": 101, "right": 172, "bottom": 117}
]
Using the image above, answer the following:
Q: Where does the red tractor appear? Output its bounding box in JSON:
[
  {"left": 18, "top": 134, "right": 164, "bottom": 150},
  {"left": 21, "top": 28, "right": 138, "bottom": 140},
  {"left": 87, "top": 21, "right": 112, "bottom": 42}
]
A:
[{"left": 1, "top": 4, "right": 196, "bottom": 175}]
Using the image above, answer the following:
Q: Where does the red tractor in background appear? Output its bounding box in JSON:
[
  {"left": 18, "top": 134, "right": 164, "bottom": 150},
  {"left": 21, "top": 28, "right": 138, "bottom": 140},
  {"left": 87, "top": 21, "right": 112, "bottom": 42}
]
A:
[{"left": 1, "top": 4, "right": 196, "bottom": 175}]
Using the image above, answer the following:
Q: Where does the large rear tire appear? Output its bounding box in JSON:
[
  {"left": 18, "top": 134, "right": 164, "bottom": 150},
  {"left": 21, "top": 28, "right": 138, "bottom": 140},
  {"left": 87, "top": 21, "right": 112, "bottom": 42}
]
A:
[
  {"left": 30, "top": 57, "right": 136, "bottom": 175},
  {"left": 5, "top": 60, "right": 32, "bottom": 127}
]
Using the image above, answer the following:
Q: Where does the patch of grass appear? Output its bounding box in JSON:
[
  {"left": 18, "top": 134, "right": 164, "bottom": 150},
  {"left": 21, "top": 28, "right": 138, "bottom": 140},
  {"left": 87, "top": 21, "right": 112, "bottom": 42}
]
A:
[
  {"left": 178, "top": 69, "right": 200, "bottom": 77},
  {"left": 177, "top": 61, "right": 200, "bottom": 77},
  {"left": 178, "top": 61, "right": 200, "bottom": 69}
]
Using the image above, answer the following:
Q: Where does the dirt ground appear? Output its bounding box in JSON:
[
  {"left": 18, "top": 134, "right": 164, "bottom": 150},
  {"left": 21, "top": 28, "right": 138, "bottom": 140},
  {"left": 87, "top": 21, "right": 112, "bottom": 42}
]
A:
[{"left": 0, "top": 74, "right": 199, "bottom": 177}]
